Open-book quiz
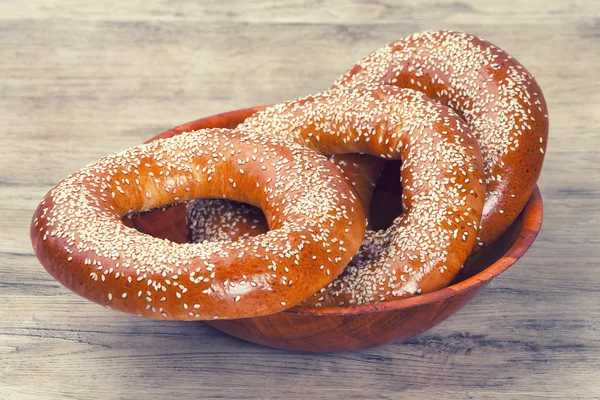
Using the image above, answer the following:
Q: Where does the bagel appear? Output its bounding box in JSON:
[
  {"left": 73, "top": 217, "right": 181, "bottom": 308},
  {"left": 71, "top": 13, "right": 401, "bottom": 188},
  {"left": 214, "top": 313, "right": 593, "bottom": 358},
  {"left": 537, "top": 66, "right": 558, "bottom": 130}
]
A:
[
  {"left": 334, "top": 30, "right": 549, "bottom": 248},
  {"left": 30, "top": 129, "right": 366, "bottom": 319}
]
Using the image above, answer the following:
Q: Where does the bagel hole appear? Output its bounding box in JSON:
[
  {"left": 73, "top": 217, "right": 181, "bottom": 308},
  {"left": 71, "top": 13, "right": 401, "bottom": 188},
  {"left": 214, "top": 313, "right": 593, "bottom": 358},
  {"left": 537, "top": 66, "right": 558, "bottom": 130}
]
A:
[
  {"left": 122, "top": 202, "right": 191, "bottom": 243},
  {"left": 122, "top": 199, "right": 270, "bottom": 245},
  {"left": 186, "top": 199, "right": 268, "bottom": 244},
  {"left": 369, "top": 160, "right": 404, "bottom": 231}
]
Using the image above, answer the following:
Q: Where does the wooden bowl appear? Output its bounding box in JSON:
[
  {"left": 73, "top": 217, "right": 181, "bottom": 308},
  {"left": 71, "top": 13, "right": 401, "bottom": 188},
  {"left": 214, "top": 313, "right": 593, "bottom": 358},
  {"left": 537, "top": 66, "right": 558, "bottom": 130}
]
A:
[{"left": 127, "top": 107, "right": 544, "bottom": 352}]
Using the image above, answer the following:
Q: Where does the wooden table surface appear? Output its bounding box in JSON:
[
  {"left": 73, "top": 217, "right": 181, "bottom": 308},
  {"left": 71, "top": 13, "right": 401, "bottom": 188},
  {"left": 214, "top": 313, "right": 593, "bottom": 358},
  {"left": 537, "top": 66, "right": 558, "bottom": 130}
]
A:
[{"left": 1, "top": 1, "right": 599, "bottom": 399}]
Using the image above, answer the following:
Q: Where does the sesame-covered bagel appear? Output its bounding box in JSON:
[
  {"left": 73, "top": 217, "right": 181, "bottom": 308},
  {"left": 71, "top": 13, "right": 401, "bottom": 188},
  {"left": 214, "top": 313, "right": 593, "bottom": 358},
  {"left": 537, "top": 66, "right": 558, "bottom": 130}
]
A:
[
  {"left": 190, "top": 85, "right": 486, "bottom": 304},
  {"left": 30, "top": 129, "right": 366, "bottom": 320},
  {"left": 334, "top": 30, "right": 548, "bottom": 248}
]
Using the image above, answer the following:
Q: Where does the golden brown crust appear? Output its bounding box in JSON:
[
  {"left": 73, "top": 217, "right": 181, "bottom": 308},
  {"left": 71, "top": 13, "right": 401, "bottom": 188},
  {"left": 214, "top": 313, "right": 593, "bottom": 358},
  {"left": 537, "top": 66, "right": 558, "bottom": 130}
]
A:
[
  {"left": 30, "top": 129, "right": 366, "bottom": 320},
  {"left": 334, "top": 30, "right": 548, "bottom": 249}
]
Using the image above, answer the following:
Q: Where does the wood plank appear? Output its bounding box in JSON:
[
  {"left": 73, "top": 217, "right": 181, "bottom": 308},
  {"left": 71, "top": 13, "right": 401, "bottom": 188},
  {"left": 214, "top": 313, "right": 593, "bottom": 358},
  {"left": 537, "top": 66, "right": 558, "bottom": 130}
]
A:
[
  {"left": 1, "top": 0, "right": 599, "bottom": 398},
  {"left": 0, "top": 0, "right": 597, "bottom": 24}
]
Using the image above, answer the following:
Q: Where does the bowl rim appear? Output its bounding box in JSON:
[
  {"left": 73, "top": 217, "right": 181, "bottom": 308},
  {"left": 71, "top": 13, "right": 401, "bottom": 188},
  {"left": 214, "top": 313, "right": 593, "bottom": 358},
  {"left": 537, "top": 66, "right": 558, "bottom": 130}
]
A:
[{"left": 153, "top": 107, "right": 544, "bottom": 317}]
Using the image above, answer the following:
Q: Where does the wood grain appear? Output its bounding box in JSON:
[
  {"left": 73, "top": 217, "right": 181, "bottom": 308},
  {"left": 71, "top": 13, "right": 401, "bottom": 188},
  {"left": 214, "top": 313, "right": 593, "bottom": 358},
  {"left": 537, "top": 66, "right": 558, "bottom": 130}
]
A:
[{"left": 1, "top": 0, "right": 599, "bottom": 398}]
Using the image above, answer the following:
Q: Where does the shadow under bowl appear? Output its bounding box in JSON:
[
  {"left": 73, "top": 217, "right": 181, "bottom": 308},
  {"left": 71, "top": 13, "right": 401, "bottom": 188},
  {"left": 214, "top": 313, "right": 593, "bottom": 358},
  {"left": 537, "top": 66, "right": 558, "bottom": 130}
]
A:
[{"left": 127, "top": 107, "right": 544, "bottom": 352}]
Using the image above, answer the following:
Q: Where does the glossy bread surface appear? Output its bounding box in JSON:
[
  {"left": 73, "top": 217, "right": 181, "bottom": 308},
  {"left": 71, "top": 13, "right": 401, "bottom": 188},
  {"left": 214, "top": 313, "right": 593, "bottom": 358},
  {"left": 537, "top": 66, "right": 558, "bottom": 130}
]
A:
[{"left": 31, "top": 129, "right": 367, "bottom": 320}]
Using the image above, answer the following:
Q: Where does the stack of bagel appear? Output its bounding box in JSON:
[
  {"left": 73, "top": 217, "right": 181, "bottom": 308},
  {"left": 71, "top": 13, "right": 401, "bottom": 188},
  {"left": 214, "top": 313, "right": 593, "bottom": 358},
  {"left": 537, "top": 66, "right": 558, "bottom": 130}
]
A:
[{"left": 31, "top": 30, "right": 548, "bottom": 321}]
